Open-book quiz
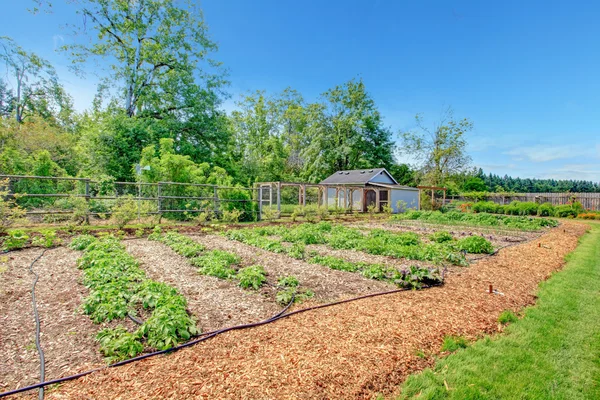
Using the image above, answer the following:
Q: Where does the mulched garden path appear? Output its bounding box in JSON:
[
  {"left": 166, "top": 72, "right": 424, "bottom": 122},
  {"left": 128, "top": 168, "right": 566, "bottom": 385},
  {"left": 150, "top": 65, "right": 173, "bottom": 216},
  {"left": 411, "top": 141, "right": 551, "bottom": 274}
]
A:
[
  {"left": 189, "top": 234, "right": 395, "bottom": 301},
  {"left": 124, "top": 239, "right": 280, "bottom": 332},
  {"left": 0, "top": 247, "right": 108, "bottom": 397},
  {"left": 40, "top": 221, "right": 589, "bottom": 400}
]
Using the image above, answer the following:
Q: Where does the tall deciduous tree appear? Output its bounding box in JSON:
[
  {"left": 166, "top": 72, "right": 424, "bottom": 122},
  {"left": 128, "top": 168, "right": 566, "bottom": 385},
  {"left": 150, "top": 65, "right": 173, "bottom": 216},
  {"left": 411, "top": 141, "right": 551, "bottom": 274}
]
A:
[
  {"left": 301, "top": 78, "right": 396, "bottom": 181},
  {"left": 0, "top": 37, "right": 69, "bottom": 124},
  {"left": 67, "top": 0, "right": 225, "bottom": 118},
  {"left": 399, "top": 108, "right": 473, "bottom": 187}
]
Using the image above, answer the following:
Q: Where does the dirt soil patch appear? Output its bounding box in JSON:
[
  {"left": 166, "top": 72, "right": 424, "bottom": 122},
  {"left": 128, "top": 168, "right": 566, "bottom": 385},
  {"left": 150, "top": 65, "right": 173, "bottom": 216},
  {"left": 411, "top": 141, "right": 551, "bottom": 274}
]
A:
[
  {"left": 189, "top": 234, "right": 395, "bottom": 301},
  {"left": 41, "top": 221, "right": 589, "bottom": 400},
  {"left": 0, "top": 247, "right": 108, "bottom": 396},
  {"left": 124, "top": 239, "right": 280, "bottom": 333}
]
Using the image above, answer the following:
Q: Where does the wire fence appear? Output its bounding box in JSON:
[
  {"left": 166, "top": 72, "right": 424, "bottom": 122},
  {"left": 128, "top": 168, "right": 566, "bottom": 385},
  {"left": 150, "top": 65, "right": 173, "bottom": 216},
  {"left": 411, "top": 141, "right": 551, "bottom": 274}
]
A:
[
  {"left": 1, "top": 175, "right": 260, "bottom": 224},
  {"left": 450, "top": 192, "right": 600, "bottom": 211}
]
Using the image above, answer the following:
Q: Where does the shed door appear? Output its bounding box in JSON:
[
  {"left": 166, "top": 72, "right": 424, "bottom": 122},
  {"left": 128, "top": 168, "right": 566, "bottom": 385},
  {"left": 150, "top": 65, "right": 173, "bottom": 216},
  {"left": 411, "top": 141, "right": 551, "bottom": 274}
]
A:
[{"left": 364, "top": 190, "right": 376, "bottom": 211}]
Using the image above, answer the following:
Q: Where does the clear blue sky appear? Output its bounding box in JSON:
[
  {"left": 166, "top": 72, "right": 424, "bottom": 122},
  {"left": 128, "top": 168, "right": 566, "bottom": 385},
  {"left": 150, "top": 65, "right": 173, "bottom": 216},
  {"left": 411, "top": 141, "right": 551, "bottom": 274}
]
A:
[{"left": 2, "top": 0, "right": 600, "bottom": 182}]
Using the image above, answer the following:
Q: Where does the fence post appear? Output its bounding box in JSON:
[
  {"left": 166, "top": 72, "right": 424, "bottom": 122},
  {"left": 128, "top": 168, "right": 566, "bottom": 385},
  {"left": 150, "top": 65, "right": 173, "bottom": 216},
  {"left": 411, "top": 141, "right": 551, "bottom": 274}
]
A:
[
  {"left": 277, "top": 182, "right": 281, "bottom": 217},
  {"left": 258, "top": 186, "right": 263, "bottom": 221},
  {"left": 157, "top": 182, "right": 162, "bottom": 223},
  {"left": 213, "top": 185, "right": 219, "bottom": 216},
  {"left": 85, "top": 179, "right": 90, "bottom": 225}
]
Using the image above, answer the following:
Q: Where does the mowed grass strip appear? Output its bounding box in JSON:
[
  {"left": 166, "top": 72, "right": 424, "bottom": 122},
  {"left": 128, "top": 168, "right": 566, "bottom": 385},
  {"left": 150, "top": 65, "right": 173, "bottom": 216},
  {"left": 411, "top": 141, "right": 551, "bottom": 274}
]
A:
[{"left": 398, "top": 222, "right": 600, "bottom": 400}]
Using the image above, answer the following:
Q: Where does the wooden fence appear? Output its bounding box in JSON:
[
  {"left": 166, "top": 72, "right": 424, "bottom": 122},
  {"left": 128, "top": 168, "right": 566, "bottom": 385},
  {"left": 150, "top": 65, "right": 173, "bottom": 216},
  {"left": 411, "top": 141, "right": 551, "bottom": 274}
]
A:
[{"left": 453, "top": 193, "right": 600, "bottom": 211}]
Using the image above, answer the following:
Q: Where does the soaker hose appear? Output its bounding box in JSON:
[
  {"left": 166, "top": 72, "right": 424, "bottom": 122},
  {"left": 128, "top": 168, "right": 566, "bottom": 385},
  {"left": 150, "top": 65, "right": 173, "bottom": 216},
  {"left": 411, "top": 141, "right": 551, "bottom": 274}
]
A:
[
  {"left": 28, "top": 249, "right": 49, "bottom": 400},
  {"left": 0, "top": 283, "right": 440, "bottom": 398}
]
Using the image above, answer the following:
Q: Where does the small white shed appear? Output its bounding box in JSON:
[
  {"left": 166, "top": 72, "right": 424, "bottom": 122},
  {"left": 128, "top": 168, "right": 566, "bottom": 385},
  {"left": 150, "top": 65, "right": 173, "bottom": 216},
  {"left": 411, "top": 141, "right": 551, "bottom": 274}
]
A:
[{"left": 319, "top": 168, "right": 419, "bottom": 212}]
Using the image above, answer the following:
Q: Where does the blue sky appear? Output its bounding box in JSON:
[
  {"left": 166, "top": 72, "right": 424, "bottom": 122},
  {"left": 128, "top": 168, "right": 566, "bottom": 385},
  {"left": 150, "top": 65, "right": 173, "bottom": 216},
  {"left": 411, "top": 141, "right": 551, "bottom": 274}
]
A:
[{"left": 2, "top": 0, "right": 600, "bottom": 182}]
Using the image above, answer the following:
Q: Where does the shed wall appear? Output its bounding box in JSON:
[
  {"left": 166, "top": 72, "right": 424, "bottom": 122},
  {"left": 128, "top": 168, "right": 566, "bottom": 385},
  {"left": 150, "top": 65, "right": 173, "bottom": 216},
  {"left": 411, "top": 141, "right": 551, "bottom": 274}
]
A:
[{"left": 391, "top": 189, "right": 419, "bottom": 212}]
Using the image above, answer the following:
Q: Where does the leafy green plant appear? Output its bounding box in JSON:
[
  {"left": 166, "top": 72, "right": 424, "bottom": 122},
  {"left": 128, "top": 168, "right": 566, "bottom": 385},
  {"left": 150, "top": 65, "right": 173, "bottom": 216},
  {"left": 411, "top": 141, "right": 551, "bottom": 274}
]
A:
[
  {"left": 192, "top": 250, "right": 239, "bottom": 279},
  {"left": 286, "top": 242, "right": 306, "bottom": 259},
  {"left": 69, "top": 234, "right": 97, "bottom": 250},
  {"left": 0, "top": 178, "right": 26, "bottom": 234},
  {"left": 96, "top": 326, "right": 144, "bottom": 362},
  {"left": 498, "top": 310, "right": 518, "bottom": 325},
  {"left": 237, "top": 265, "right": 267, "bottom": 290},
  {"left": 441, "top": 335, "right": 469, "bottom": 352},
  {"left": 74, "top": 235, "right": 198, "bottom": 357},
  {"left": 278, "top": 275, "right": 299, "bottom": 287},
  {"left": 2, "top": 230, "right": 29, "bottom": 250},
  {"left": 32, "top": 229, "right": 62, "bottom": 248},
  {"left": 276, "top": 287, "right": 314, "bottom": 306},
  {"left": 111, "top": 195, "right": 138, "bottom": 229},
  {"left": 221, "top": 208, "right": 243, "bottom": 223},
  {"left": 394, "top": 210, "right": 558, "bottom": 230},
  {"left": 310, "top": 255, "right": 361, "bottom": 272},
  {"left": 456, "top": 235, "right": 494, "bottom": 254},
  {"left": 429, "top": 231, "right": 454, "bottom": 243},
  {"left": 537, "top": 202, "right": 555, "bottom": 217}
]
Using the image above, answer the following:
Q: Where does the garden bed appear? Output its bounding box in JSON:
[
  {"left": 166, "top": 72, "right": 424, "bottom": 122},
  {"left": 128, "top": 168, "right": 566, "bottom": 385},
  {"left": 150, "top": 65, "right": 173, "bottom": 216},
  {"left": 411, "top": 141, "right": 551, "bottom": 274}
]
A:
[
  {"left": 188, "top": 234, "right": 395, "bottom": 301},
  {"left": 41, "top": 221, "right": 588, "bottom": 399},
  {"left": 124, "top": 239, "right": 280, "bottom": 332}
]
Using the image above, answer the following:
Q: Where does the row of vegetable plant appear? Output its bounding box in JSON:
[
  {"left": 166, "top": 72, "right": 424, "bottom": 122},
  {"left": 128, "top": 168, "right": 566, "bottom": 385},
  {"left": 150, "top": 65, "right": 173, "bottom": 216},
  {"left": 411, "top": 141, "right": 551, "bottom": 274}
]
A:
[
  {"left": 70, "top": 234, "right": 197, "bottom": 362},
  {"left": 147, "top": 229, "right": 314, "bottom": 303},
  {"left": 393, "top": 210, "right": 559, "bottom": 230},
  {"left": 225, "top": 222, "right": 493, "bottom": 266}
]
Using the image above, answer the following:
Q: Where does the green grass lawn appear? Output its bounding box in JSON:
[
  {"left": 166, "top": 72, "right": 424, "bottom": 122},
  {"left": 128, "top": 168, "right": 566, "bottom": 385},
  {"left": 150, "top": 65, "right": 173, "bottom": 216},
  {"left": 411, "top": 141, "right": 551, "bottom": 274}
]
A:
[{"left": 398, "top": 221, "right": 600, "bottom": 400}]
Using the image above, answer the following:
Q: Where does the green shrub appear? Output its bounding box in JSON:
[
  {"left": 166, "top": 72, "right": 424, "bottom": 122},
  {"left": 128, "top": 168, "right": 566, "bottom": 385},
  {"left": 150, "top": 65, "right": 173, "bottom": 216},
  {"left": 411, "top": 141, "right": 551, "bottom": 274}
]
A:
[
  {"left": 138, "top": 298, "right": 197, "bottom": 350},
  {"left": 441, "top": 335, "right": 469, "bottom": 352},
  {"left": 0, "top": 178, "right": 26, "bottom": 234},
  {"left": 237, "top": 265, "right": 267, "bottom": 290},
  {"left": 111, "top": 195, "right": 138, "bottom": 229},
  {"left": 429, "top": 231, "right": 454, "bottom": 243},
  {"left": 456, "top": 235, "right": 494, "bottom": 254},
  {"left": 472, "top": 201, "right": 502, "bottom": 214},
  {"left": 537, "top": 202, "right": 555, "bottom": 217},
  {"left": 554, "top": 204, "right": 577, "bottom": 218},
  {"left": 498, "top": 310, "right": 518, "bottom": 325},
  {"left": 2, "top": 230, "right": 29, "bottom": 251}
]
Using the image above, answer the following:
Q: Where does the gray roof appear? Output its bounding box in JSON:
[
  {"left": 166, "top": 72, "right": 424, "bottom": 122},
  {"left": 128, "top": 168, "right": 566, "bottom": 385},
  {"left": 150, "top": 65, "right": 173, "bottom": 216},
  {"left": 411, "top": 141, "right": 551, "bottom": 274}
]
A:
[{"left": 319, "top": 168, "right": 399, "bottom": 185}]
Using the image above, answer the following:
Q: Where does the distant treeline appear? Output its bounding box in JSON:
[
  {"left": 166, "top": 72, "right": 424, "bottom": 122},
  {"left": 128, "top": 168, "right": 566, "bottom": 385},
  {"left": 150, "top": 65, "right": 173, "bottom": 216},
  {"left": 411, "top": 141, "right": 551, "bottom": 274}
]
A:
[{"left": 476, "top": 170, "right": 600, "bottom": 193}]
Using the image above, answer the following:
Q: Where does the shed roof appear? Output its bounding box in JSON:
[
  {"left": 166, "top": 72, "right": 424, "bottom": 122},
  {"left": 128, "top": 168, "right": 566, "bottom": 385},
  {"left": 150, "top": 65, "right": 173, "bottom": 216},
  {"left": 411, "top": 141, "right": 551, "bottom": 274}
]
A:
[
  {"left": 368, "top": 182, "right": 420, "bottom": 191},
  {"left": 319, "top": 168, "right": 399, "bottom": 185}
]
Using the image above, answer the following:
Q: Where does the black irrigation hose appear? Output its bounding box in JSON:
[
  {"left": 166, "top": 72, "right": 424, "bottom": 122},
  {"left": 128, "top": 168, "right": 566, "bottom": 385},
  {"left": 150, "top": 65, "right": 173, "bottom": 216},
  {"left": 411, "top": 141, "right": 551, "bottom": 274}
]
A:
[
  {"left": 28, "top": 249, "right": 49, "bottom": 400},
  {"left": 127, "top": 313, "right": 144, "bottom": 325},
  {"left": 0, "top": 283, "right": 440, "bottom": 399}
]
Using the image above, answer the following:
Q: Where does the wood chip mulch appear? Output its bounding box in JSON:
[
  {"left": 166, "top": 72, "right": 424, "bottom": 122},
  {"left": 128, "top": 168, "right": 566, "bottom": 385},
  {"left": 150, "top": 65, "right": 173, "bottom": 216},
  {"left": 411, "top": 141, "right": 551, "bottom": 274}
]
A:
[
  {"left": 124, "top": 239, "right": 280, "bottom": 332},
  {"left": 39, "top": 222, "right": 588, "bottom": 400},
  {"left": 0, "top": 247, "right": 107, "bottom": 397},
  {"left": 190, "top": 234, "right": 394, "bottom": 301}
]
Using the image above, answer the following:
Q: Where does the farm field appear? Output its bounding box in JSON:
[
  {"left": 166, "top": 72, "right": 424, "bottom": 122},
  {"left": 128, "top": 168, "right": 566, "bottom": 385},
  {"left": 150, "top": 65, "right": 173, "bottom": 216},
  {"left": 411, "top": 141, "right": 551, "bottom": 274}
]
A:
[{"left": 0, "top": 214, "right": 588, "bottom": 399}]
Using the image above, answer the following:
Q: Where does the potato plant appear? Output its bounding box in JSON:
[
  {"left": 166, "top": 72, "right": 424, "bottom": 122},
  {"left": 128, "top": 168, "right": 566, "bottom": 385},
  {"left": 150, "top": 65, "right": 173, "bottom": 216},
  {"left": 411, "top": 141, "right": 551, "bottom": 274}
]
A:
[{"left": 71, "top": 234, "right": 197, "bottom": 361}]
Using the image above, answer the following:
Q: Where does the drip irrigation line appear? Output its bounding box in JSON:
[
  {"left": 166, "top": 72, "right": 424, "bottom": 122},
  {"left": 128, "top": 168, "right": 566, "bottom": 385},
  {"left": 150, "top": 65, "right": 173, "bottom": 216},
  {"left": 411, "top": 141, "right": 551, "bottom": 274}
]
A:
[
  {"left": 28, "top": 249, "right": 49, "bottom": 400},
  {"left": 127, "top": 314, "right": 144, "bottom": 325},
  {"left": 0, "top": 283, "right": 439, "bottom": 399}
]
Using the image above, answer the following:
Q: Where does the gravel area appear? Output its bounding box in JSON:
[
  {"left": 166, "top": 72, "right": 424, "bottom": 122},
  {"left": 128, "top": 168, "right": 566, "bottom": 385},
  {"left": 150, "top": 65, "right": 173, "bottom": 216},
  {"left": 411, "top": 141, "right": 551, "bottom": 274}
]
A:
[
  {"left": 189, "top": 234, "right": 395, "bottom": 301},
  {"left": 124, "top": 239, "right": 280, "bottom": 333},
  {"left": 45, "top": 222, "right": 589, "bottom": 400}
]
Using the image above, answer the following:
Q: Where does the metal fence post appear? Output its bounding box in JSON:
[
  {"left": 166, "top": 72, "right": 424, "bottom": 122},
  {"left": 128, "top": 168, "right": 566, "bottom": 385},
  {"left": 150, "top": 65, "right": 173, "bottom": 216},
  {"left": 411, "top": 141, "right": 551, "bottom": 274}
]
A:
[
  {"left": 213, "top": 185, "right": 219, "bottom": 216},
  {"left": 258, "top": 186, "right": 263, "bottom": 221},
  {"left": 85, "top": 179, "right": 90, "bottom": 225},
  {"left": 277, "top": 182, "right": 281, "bottom": 218},
  {"left": 157, "top": 182, "right": 162, "bottom": 222}
]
